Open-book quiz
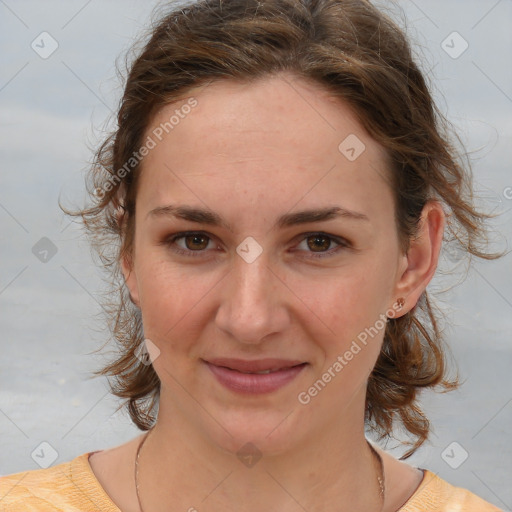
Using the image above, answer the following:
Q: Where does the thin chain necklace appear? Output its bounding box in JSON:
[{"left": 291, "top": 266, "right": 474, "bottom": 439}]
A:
[
  {"left": 134, "top": 428, "right": 385, "bottom": 512},
  {"left": 369, "top": 440, "right": 386, "bottom": 509}
]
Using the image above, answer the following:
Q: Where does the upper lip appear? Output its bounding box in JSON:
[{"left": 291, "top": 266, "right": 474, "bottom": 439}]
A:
[{"left": 205, "top": 358, "right": 306, "bottom": 372}]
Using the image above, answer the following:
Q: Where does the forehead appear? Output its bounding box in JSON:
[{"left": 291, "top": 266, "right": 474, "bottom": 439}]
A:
[{"left": 136, "top": 73, "right": 393, "bottom": 222}]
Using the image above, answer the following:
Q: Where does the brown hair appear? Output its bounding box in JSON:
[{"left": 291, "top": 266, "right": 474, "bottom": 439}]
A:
[{"left": 69, "top": 0, "right": 500, "bottom": 458}]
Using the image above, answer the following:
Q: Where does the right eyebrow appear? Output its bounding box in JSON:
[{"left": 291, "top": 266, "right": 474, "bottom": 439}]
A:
[{"left": 147, "top": 204, "right": 370, "bottom": 232}]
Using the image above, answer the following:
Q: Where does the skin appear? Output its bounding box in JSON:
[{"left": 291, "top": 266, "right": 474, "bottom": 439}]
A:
[{"left": 89, "top": 72, "right": 445, "bottom": 512}]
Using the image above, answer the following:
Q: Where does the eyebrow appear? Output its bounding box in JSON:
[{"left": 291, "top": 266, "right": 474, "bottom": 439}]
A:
[{"left": 147, "top": 204, "right": 369, "bottom": 231}]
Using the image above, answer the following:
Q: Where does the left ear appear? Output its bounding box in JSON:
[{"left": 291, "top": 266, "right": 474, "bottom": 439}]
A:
[{"left": 393, "top": 200, "right": 445, "bottom": 314}]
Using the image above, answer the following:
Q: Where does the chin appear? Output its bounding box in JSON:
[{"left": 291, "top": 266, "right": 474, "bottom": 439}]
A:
[{"left": 203, "top": 408, "right": 304, "bottom": 458}]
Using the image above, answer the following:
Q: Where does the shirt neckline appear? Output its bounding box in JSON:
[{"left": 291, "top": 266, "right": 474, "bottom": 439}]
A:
[
  {"left": 71, "top": 451, "right": 122, "bottom": 512},
  {"left": 76, "top": 451, "right": 433, "bottom": 512}
]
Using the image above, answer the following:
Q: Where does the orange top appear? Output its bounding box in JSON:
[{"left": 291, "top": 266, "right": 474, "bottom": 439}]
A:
[{"left": 0, "top": 452, "right": 503, "bottom": 511}]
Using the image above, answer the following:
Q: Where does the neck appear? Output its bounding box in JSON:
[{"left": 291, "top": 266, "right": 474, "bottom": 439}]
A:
[{"left": 136, "top": 391, "right": 384, "bottom": 512}]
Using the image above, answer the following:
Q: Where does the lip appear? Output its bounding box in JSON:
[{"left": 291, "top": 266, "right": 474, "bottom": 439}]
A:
[
  {"left": 203, "top": 358, "right": 308, "bottom": 394},
  {"left": 206, "top": 358, "right": 306, "bottom": 373}
]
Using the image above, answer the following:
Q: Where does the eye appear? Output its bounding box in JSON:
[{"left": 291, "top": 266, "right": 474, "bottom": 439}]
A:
[
  {"left": 294, "top": 232, "right": 349, "bottom": 259},
  {"left": 165, "top": 231, "right": 217, "bottom": 257},
  {"left": 163, "top": 231, "right": 349, "bottom": 260}
]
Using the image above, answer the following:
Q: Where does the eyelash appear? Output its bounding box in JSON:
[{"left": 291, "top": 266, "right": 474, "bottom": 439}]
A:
[{"left": 163, "top": 231, "right": 350, "bottom": 260}]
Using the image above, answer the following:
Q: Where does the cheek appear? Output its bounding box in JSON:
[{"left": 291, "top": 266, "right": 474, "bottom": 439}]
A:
[
  {"left": 299, "top": 262, "right": 390, "bottom": 335},
  {"left": 296, "top": 257, "right": 394, "bottom": 387},
  {"left": 135, "top": 258, "right": 213, "bottom": 343},
  {"left": 298, "top": 269, "right": 391, "bottom": 407}
]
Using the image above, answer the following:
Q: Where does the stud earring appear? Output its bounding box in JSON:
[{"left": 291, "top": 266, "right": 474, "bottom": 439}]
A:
[{"left": 396, "top": 297, "right": 405, "bottom": 310}]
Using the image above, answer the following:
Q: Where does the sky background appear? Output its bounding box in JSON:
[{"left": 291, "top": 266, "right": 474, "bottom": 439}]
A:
[{"left": 1, "top": 0, "right": 511, "bottom": 509}]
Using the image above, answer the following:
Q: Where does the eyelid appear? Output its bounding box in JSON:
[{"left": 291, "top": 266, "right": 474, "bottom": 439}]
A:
[
  {"left": 164, "top": 231, "right": 220, "bottom": 258},
  {"left": 163, "top": 230, "right": 351, "bottom": 259},
  {"left": 291, "top": 231, "right": 350, "bottom": 259}
]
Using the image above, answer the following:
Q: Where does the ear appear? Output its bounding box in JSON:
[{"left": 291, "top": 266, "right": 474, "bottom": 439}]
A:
[
  {"left": 116, "top": 202, "right": 141, "bottom": 308},
  {"left": 121, "top": 251, "right": 140, "bottom": 307},
  {"left": 392, "top": 200, "right": 445, "bottom": 315}
]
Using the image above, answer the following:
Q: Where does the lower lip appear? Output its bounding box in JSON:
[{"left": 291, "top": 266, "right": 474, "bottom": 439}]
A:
[{"left": 204, "top": 361, "right": 307, "bottom": 394}]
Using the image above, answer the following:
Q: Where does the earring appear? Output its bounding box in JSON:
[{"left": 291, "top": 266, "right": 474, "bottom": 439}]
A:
[{"left": 396, "top": 297, "right": 405, "bottom": 310}]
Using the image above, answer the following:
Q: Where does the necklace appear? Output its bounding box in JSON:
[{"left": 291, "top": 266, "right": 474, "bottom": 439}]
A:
[
  {"left": 368, "top": 440, "right": 386, "bottom": 510},
  {"left": 134, "top": 428, "right": 153, "bottom": 512},
  {"left": 134, "top": 428, "right": 385, "bottom": 512}
]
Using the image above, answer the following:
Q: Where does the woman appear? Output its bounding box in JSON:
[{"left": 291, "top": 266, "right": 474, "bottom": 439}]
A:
[{"left": 0, "top": 0, "right": 504, "bottom": 510}]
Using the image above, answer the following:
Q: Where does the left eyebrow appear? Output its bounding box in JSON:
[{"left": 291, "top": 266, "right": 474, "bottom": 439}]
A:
[
  {"left": 146, "top": 205, "right": 369, "bottom": 232},
  {"left": 276, "top": 206, "right": 369, "bottom": 229}
]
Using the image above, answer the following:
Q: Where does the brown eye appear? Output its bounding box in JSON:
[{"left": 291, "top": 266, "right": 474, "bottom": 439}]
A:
[
  {"left": 295, "top": 232, "right": 348, "bottom": 260},
  {"left": 306, "top": 234, "right": 332, "bottom": 252},
  {"left": 164, "top": 231, "right": 216, "bottom": 258},
  {"left": 164, "top": 231, "right": 348, "bottom": 260},
  {"left": 183, "top": 233, "right": 210, "bottom": 251}
]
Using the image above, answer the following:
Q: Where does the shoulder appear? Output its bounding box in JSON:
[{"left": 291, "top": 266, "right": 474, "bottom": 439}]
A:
[
  {"left": 0, "top": 453, "right": 120, "bottom": 512},
  {"left": 399, "top": 470, "right": 503, "bottom": 512}
]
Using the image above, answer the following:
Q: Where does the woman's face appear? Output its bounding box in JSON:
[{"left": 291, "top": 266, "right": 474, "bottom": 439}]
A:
[{"left": 123, "top": 73, "right": 410, "bottom": 454}]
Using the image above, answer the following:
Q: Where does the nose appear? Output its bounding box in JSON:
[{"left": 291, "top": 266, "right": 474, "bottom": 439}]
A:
[{"left": 214, "top": 251, "right": 290, "bottom": 345}]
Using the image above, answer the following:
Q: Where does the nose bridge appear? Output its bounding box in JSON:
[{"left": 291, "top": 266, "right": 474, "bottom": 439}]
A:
[
  {"left": 215, "top": 250, "right": 287, "bottom": 344},
  {"left": 235, "top": 253, "right": 272, "bottom": 305}
]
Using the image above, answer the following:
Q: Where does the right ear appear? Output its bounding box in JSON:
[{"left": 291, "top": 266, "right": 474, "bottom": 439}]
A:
[
  {"left": 117, "top": 203, "right": 140, "bottom": 307},
  {"left": 121, "top": 251, "right": 140, "bottom": 307}
]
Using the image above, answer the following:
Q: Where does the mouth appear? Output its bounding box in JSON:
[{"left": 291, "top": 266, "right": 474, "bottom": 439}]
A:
[{"left": 203, "top": 358, "right": 308, "bottom": 394}]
